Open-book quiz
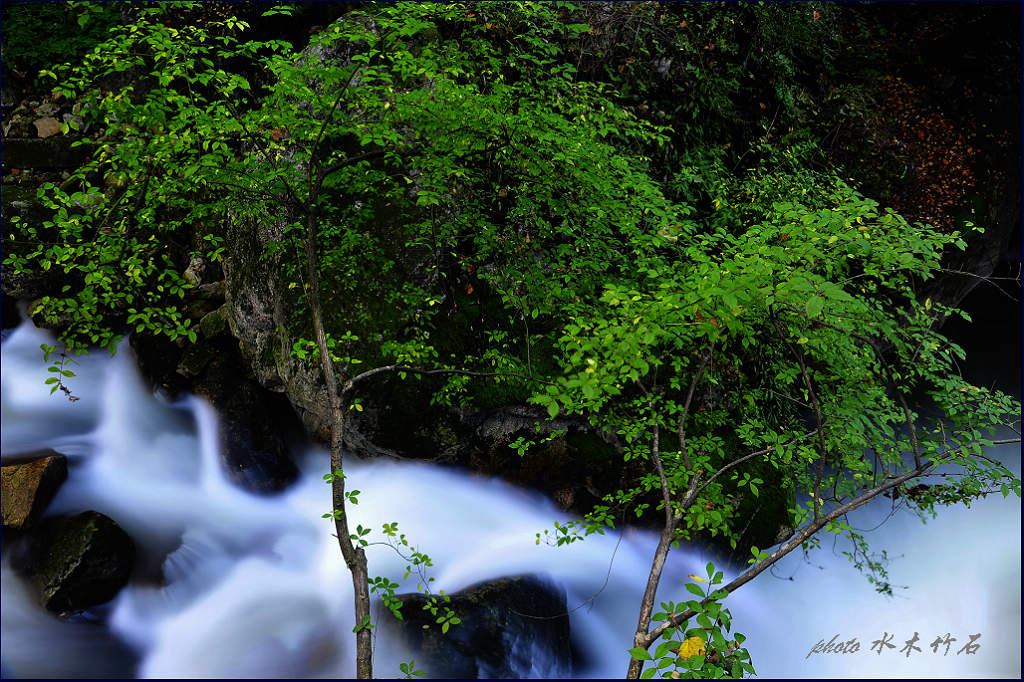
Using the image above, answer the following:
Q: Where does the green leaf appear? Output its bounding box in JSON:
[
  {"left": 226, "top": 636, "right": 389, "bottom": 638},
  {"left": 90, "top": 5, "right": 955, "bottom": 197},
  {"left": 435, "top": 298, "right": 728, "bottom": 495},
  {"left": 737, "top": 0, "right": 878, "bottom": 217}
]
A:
[
  {"left": 805, "top": 295, "right": 824, "bottom": 319},
  {"left": 685, "top": 582, "right": 705, "bottom": 597},
  {"left": 629, "top": 647, "right": 653, "bottom": 662}
]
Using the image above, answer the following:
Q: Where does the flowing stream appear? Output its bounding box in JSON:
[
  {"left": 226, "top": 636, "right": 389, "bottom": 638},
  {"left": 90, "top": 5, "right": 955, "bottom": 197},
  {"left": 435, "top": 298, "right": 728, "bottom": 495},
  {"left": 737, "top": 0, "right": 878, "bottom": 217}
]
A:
[{"left": 1, "top": 318, "right": 1020, "bottom": 678}]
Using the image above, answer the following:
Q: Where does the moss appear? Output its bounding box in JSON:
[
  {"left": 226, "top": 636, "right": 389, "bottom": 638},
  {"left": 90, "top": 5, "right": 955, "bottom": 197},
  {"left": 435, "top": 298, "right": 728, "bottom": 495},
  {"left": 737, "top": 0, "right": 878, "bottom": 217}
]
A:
[
  {"left": 25, "top": 511, "right": 136, "bottom": 613},
  {"left": 199, "top": 305, "right": 229, "bottom": 338}
]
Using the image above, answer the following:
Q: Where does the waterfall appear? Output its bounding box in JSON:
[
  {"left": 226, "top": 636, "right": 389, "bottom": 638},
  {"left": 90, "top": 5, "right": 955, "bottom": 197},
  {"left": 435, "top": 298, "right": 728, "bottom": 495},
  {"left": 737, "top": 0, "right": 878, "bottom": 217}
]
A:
[{"left": 2, "top": 319, "right": 1020, "bottom": 678}]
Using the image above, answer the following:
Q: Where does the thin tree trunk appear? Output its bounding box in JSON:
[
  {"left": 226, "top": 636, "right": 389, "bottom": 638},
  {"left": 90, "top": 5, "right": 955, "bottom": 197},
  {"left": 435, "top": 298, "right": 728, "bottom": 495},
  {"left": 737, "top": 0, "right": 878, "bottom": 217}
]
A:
[
  {"left": 627, "top": 526, "right": 675, "bottom": 679},
  {"left": 304, "top": 210, "right": 373, "bottom": 679},
  {"left": 628, "top": 415, "right": 674, "bottom": 680}
]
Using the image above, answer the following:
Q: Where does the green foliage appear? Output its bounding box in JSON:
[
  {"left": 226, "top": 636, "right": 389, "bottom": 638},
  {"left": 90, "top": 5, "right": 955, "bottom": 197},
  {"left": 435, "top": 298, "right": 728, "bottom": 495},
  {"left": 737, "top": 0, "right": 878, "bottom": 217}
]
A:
[
  {"left": 534, "top": 160, "right": 1018, "bottom": 557},
  {"left": 631, "top": 563, "right": 754, "bottom": 679},
  {"left": 373, "top": 521, "right": 461, "bottom": 633},
  {"left": 508, "top": 427, "right": 566, "bottom": 458},
  {"left": 3, "top": 2, "right": 274, "bottom": 369},
  {"left": 399, "top": 660, "right": 426, "bottom": 679},
  {"left": 40, "top": 343, "right": 79, "bottom": 401}
]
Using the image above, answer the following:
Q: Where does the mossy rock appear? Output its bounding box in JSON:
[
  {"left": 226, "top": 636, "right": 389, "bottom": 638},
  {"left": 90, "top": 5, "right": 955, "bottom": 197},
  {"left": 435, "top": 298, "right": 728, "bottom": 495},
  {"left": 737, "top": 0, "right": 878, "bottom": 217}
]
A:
[
  {"left": 199, "top": 304, "right": 230, "bottom": 339},
  {"left": 22, "top": 511, "right": 135, "bottom": 614}
]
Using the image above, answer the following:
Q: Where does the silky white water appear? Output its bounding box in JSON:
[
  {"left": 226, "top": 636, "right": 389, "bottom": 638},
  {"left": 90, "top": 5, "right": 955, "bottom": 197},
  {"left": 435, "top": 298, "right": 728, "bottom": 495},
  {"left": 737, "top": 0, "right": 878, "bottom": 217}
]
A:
[{"left": 1, "top": 319, "right": 1020, "bottom": 678}]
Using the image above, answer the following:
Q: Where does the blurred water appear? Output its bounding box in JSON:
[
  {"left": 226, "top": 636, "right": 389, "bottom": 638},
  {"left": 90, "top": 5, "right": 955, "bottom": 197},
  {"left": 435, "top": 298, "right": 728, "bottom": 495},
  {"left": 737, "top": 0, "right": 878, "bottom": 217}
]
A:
[{"left": 1, "top": 319, "right": 1020, "bottom": 678}]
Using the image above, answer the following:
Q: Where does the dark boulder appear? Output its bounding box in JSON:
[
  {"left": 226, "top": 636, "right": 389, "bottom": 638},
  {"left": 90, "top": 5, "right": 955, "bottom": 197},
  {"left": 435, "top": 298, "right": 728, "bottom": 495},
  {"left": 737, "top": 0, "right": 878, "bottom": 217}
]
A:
[
  {"left": 386, "top": 574, "right": 572, "bottom": 678},
  {"left": 192, "top": 342, "right": 301, "bottom": 496},
  {"left": 133, "top": 332, "right": 301, "bottom": 496},
  {"left": 211, "top": 380, "right": 300, "bottom": 495},
  {"left": 1, "top": 451, "right": 68, "bottom": 531},
  {"left": 1, "top": 291, "right": 21, "bottom": 329},
  {"left": 22, "top": 511, "right": 135, "bottom": 614}
]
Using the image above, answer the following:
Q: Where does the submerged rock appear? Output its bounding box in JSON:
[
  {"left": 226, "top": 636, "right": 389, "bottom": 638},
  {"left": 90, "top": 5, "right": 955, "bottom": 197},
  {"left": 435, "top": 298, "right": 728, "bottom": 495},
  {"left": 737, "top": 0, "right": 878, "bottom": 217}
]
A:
[
  {"left": 1, "top": 451, "right": 68, "bottom": 531},
  {"left": 387, "top": 574, "right": 572, "bottom": 678},
  {"left": 23, "top": 511, "right": 135, "bottom": 614}
]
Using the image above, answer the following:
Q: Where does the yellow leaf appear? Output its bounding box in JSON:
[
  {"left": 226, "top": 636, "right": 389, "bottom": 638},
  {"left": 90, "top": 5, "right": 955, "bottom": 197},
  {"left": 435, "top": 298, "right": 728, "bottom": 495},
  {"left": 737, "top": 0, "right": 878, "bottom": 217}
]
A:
[
  {"left": 677, "top": 636, "right": 707, "bottom": 659},
  {"left": 687, "top": 574, "right": 707, "bottom": 583}
]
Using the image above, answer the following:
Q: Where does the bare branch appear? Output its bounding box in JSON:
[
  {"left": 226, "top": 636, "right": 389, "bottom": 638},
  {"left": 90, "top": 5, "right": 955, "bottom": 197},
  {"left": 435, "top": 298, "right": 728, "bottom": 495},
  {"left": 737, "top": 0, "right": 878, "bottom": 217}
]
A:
[
  {"left": 340, "top": 364, "right": 553, "bottom": 398},
  {"left": 677, "top": 347, "right": 712, "bottom": 472},
  {"left": 641, "top": 459, "right": 935, "bottom": 648},
  {"left": 628, "top": 404, "right": 678, "bottom": 680},
  {"left": 691, "top": 428, "right": 822, "bottom": 501},
  {"left": 317, "top": 149, "right": 390, "bottom": 187},
  {"left": 938, "top": 268, "right": 1022, "bottom": 302}
]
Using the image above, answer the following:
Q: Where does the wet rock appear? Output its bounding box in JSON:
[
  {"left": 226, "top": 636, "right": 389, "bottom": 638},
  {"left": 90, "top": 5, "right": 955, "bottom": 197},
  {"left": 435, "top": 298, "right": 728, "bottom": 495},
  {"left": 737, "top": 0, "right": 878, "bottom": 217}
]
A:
[
  {"left": 203, "top": 377, "right": 300, "bottom": 495},
  {"left": 33, "top": 101, "right": 59, "bottom": 118},
  {"left": 176, "top": 342, "right": 217, "bottom": 379},
  {"left": 199, "top": 304, "right": 230, "bottom": 339},
  {"left": 129, "top": 332, "right": 191, "bottom": 397},
  {"left": 182, "top": 255, "right": 208, "bottom": 287},
  {"left": 1, "top": 291, "right": 21, "bottom": 329},
  {"left": 129, "top": 280, "right": 227, "bottom": 392},
  {"left": 1, "top": 87, "right": 17, "bottom": 110},
  {"left": 387, "top": 574, "right": 572, "bottom": 678},
  {"left": 222, "top": 211, "right": 331, "bottom": 439},
  {"left": 32, "top": 117, "right": 61, "bottom": 139},
  {"left": 178, "top": 282, "right": 227, "bottom": 329},
  {"left": 128, "top": 273, "right": 300, "bottom": 497},
  {"left": 1, "top": 451, "right": 68, "bottom": 530},
  {"left": 459, "top": 405, "right": 622, "bottom": 516},
  {"left": 2, "top": 109, "right": 37, "bottom": 138},
  {"left": 191, "top": 336, "right": 301, "bottom": 495},
  {"left": 130, "top": 326, "right": 300, "bottom": 495},
  {"left": 23, "top": 511, "right": 135, "bottom": 614}
]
